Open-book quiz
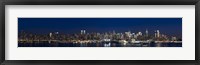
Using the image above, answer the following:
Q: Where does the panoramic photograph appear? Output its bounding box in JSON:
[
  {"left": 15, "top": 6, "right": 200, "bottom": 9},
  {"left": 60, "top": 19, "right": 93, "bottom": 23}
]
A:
[{"left": 18, "top": 18, "right": 182, "bottom": 47}]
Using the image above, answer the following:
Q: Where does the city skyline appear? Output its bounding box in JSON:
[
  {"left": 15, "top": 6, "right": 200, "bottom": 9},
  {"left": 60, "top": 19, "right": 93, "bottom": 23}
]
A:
[
  {"left": 18, "top": 18, "right": 182, "bottom": 47},
  {"left": 18, "top": 18, "right": 182, "bottom": 38}
]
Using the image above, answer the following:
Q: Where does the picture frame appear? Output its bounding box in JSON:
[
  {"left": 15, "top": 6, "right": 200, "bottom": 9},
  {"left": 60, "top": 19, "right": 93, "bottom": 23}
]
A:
[{"left": 0, "top": 0, "right": 200, "bottom": 65}]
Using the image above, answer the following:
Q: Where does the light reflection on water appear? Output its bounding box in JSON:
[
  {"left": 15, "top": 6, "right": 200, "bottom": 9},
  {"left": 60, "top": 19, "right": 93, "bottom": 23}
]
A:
[{"left": 18, "top": 42, "right": 182, "bottom": 47}]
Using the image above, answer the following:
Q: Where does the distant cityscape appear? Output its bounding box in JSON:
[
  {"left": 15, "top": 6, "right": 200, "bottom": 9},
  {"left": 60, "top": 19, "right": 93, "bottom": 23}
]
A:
[
  {"left": 18, "top": 18, "right": 182, "bottom": 47},
  {"left": 18, "top": 29, "right": 182, "bottom": 47}
]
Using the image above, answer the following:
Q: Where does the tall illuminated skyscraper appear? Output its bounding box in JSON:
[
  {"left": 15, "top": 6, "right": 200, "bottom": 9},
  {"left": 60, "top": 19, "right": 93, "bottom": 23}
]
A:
[
  {"left": 83, "top": 30, "right": 86, "bottom": 34},
  {"left": 154, "top": 30, "right": 160, "bottom": 38},
  {"left": 138, "top": 32, "right": 142, "bottom": 36},
  {"left": 146, "top": 29, "right": 148, "bottom": 37},
  {"left": 81, "top": 30, "right": 86, "bottom": 34},
  {"left": 157, "top": 30, "right": 160, "bottom": 38}
]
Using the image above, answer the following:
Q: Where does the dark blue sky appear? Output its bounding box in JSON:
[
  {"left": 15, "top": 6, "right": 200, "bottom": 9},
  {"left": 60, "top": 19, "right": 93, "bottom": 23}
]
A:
[{"left": 18, "top": 18, "right": 182, "bottom": 37}]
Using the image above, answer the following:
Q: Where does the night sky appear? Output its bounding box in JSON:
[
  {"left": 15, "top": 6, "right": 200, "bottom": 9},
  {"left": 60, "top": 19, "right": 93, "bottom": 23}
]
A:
[{"left": 18, "top": 18, "right": 182, "bottom": 37}]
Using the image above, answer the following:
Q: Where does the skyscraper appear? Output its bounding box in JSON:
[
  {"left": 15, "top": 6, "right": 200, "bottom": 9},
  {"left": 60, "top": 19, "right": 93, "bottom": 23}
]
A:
[
  {"left": 155, "top": 30, "right": 160, "bottom": 38},
  {"left": 83, "top": 30, "right": 86, "bottom": 34},
  {"left": 138, "top": 32, "right": 142, "bottom": 36},
  {"left": 157, "top": 30, "right": 160, "bottom": 38},
  {"left": 146, "top": 29, "right": 148, "bottom": 37},
  {"left": 125, "top": 31, "right": 131, "bottom": 38},
  {"left": 49, "top": 33, "right": 52, "bottom": 38},
  {"left": 81, "top": 30, "right": 86, "bottom": 34}
]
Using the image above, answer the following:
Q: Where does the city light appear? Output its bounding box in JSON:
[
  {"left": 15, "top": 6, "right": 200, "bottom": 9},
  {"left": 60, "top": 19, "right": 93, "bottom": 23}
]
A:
[
  {"left": 18, "top": 29, "right": 182, "bottom": 47},
  {"left": 18, "top": 18, "right": 182, "bottom": 47}
]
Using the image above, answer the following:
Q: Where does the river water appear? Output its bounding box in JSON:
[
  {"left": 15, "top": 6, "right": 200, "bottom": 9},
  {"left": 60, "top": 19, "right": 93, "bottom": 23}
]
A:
[{"left": 18, "top": 42, "right": 182, "bottom": 47}]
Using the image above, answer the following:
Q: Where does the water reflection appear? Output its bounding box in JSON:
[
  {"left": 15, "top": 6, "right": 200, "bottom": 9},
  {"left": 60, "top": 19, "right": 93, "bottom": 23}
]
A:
[{"left": 18, "top": 41, "right": 182, "bottom": 47}]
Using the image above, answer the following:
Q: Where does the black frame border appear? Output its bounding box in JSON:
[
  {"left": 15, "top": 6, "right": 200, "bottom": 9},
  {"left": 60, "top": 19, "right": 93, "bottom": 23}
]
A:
[{"left": 0, "top": 0, "right": 200, "bottom": 65}]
